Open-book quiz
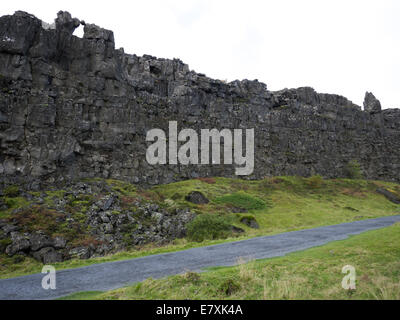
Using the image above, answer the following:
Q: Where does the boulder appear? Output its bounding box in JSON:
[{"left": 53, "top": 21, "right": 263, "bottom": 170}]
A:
[
  {"left": 32, "top": 247, "right": 63, "bottom": 264},
  {"left": 102, "top": 196, "right": 114, "bottom": 211},
  {"left": 5, "top": 232, "right": 30, "bottom": 255},
  {"left": 185, "top": 191, "right": 209, "bottom": 204},
  {"left": 230, "top": 207, "right": 248, "bottom": 213},
  {"left": 29, "top": 233, "right": 53, "bottom": 251},
  {"left": 69, "top": 246, "right": 91, "bottom": 260},
  {"left": 0, "top": 199, "right": 7, "bottom": 211},
  {"left": 231, "top": 226, "right": 245, "bottom": 234},
  {"left": 2, "top": 224, "right": 19, "bottom": 235},
  {"left": 52, "top": 236, "right": 67, "bottom": 249},
  {"left": 240, "top": 217, "right": 260, "bottom": 229}
]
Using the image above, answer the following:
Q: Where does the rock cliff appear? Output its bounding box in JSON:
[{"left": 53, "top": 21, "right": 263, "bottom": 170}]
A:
[{"left": 1, "top": 11, "right": 400, "bottom": 189}]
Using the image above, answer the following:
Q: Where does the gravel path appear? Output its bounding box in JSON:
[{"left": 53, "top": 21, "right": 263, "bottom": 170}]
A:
[{"left": 1, "top": 215, "right": 400, "bottom": 300}]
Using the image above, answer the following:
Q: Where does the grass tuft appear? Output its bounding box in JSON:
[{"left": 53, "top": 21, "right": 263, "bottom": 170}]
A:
[{"left": 214, "top": 191, "right": 267, "bottom": 210}]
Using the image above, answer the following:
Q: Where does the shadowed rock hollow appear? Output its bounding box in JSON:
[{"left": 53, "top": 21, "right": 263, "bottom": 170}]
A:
[{"left": 0, "top": 10, "right": 400, "bottom": 189}]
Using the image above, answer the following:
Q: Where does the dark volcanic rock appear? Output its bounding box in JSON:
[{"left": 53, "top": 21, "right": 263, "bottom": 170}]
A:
[
  {"left": 0, "top": 11, "right": 41, "bottom": 55},
  {"left": 231, "top": 226, "right": 245, "bottom": 234},
  {"left": 2, "top": 223, "right": 19, "bottom": 235},
  {"left": 68, "top": 246, "right": 91, "bottom": 260},
  {"left": 363, "top": 92, "right": 382, "bottom": 114},
  {"left": 52, "top": 236, "right": 67, "bottom": 249},
  {"left": 376, "top": 188, "right": 400, "bottom": 204},
  {"left": 29, "top": 232, "right": 53, "bottom": 251},
  {"left": 240, "top": 217, "right": 260, "bottom": 229},
  {"left": 55, "top": 11, "right": 81, "bottom": 35},
  {"left": 230, "top": 207, "right": 248, "bottom": 213},
  {"left": 5, "top": 232, "right": 30, "bottom": 255},
  {"left": 102, "top": 196, "right": 114, "bottom": 211},
  {"left": 32, "top": 247, "right": 63, "bottom": 264},
  {"left": 0, "top": 179, "right": 197, "bottom": 263},
  {"left": 185, "top": 191, "right": 209, "bottom": 204},
  {"left": 0, "top": 10, "right": 399, "bottom": 188}
]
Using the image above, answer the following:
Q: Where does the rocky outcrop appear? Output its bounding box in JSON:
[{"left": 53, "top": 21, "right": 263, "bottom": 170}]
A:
[
  {"left": 0, "top": 180, "right": 196, "bottom": 262},
  {"left": 185, "top": 191, "right": 209, "bottom": 204},
  {"left": 376, "top": 188, "right": 400, "bottom": 204},
  {"left": 363, "top": 92, "right": 382, "bottom": 114},
  {"left": 0, "top": 10, "right": 399, "bottom": 189}
]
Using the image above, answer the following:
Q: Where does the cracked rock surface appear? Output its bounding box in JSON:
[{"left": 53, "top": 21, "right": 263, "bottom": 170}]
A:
[{"left": 0, "top": 10, "right": 399, "bottom": 189}]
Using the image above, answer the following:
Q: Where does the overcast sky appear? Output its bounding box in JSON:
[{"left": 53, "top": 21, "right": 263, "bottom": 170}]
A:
[{"left": 2, "top": 0, "right": 399, "bottom": 109}]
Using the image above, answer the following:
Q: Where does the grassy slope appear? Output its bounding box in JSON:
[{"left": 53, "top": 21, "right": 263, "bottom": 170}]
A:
[
  {"left": 153, "top": 176, "right": 400, "bottom": 236},
  {"left": 1, "top": 176, "right": 400, "bottom": 279},
  {"left": 64, "top": 222, "right": 400, "bottom": 300}
]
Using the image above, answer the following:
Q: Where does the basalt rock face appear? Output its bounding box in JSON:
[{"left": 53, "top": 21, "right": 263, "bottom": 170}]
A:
[
  {"left": 1, "top": 11, "right": 400, "bottom": 189},
  {"left": 364, "top": 92, "right": 382, "bottom": 114}
]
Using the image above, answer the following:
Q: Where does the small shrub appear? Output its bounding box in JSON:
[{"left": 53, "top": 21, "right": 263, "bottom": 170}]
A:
[
  {"left": 183, "top": 271, "right": 201, "bottom": 284},
  {"left": 3, "top": 197, "right": 29, "bottom": 211},
  {"left": 4, "top": 197, "right": 17, "bottom": 208},
  {"left": 13, "top": 206, "right": 65, "bottom": 235},
  {"left": 3, "top": 185, "right": 19, "bottom": 197},
  {"left": 345, "top": 160, "right": 363, "bottom": 179},
  {"left": 186, "top": 214, "right": 232, "bottom": 242},
  {"left": 12, "top": 254, "right": 25, "bottom": 264},
  {"left": 74, "top": 236, "right": 104, "bottom": 248},
  {"left": 214, "top": 192, "right": 266, "bottom": 210},
  {"left": 107, "top": 179, "right": 136, "bottom": 195},
  {"left": 171, "top": 193, "right": 181, "bottom": 200},
  {"left": 0, "top": 238, "right": 12, "bottom": 253},
  {"left": 132, "top": 282, "right": 143, "bottom": 293},
  {"left": 120, "top": 196, "right": 138, "bottom": 208}
]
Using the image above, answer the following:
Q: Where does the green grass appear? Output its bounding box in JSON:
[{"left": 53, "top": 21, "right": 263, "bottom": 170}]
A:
[
  {"left": 1, "top": 176, "right": 399, "bottom": 280},
  {"left": 0, "top": 197, "right": 30, "bottom": 218},
  {"left": 3, "top": 185, "right": 19, "bottom": 197},
  {"left": 186, "top": 213, "right": 232, "bottom": 242},
  {"left": 77, "top": 223, "right": 400, "bottom": 300},
  {"left": 155, "top": 176, "right": 400, "bottom": 238},
  {"left": 214, "top": 191, "right": 267, "bottom": 210}
]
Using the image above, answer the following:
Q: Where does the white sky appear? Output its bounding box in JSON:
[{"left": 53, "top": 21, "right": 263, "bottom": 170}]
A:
[{"left": 2, "top": 0, "right": 399, "bottom": 109}]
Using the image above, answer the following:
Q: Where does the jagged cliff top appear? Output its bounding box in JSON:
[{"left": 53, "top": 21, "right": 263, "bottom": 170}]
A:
[
  {"left": 1, "top": 10, "right": 395, "bottom": 113},
  {"left": 0, "top": 10, "right": 399, "bottom": 186}
]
